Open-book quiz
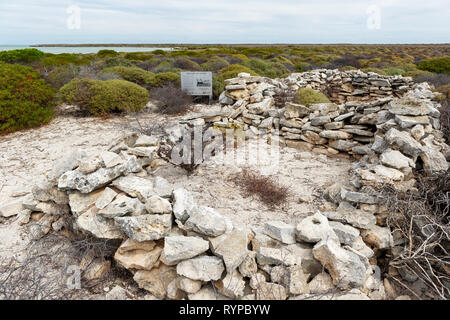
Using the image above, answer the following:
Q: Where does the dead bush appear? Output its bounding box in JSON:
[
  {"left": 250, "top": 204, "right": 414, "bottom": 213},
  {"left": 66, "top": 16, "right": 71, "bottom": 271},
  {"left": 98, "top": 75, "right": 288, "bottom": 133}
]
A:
[
  {"left": 150, "top": 85, "right": 193, "bottom": 115},
  {"left": 230, "top": 168, "right": 290, "bottom": 209},
  {"left": 378, "top": 169, "right": 450, "bottom": 299}
]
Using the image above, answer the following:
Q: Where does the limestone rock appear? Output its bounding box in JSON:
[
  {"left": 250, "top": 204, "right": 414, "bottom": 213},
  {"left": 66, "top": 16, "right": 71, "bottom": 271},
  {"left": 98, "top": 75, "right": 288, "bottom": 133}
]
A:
[
  {"left": 284, "top": 102, "right": 310, "bottom": 119},
  {"left": 238, "top": 251, "right": 258, "bottom": 278},
  {"left": 340, "top": 189, "right": 378, "bottom": 204},
  {"left": 329, "top": 221, "right": 360, "bottom": 245},
  {"left": 184, "top": 205, "right": 227, "bottom": 237},
  {"left": 385, "top": 128, "right": 423, "bottom": 157},
  {"left": 152, "top": 176, "right": 173, "bottom": 198},
  {"left": 160, "top": 236, "right": 209, "bottom": 265},
  {"left": 288, "top": 265, "right": 310, "bottom": 295},
  {"left": 114, "top": 240, "right": 162, "bottom": 271},
  {"left": 99, "top": 194, "right": 146, "bottom": 218},
  {"left": 313, "top": 238, "right": 368, "bottom": 289},
  {"left": 177, "top": 277, "right": 203, "bottom": 294},
  {"left": 145, "top": 195, "right": 172, "bottom": 214},
  {"left": 214, "top": 270, "right": 246, "bottom": 299},
  {"left": 76, "top": 207, "right": 125, "bottom": 240},
  {"left": 48, "top": 149, "right": 86, "bottom": 183},
  {"left": 209, "top": 226, "right": 250, "bottom": 272},
  {"left": 172, "top": 188, "right": 196, "bottom": 223},
  {"left": 133, "top": 264, "right": 177, "bottom": 299},
  {"left": 380, "top": 149, "right": 414, "bottom": 169},
  {"left": 95, "top": 187, "right": 118, "bottom": 210},
  {"left": 264, "top": 221, "right": 296, "bottom": 244},
  {"left": 323, "top": 210, "right": 376, "bottom": 230},
  {"left": 187, "top": 285, "right": 229, "bottom": 300},
  {"left": 256, "top": 247, "right": 296, "bottom": 266},
  {"left": 101, "top": 151, "right": 124, "bottom": 168},
  {"left": 176, "top": 256, "right": 225, "bottom": 281},
  {"left": 111, "top": 175, "right": 154, "bottom": 201},
  {"left": 319, "top": 130, "right": 352, "bottom": 140},
  {"left": 114, "top": 214, "right": 172, "bottom": 242},
  {"left": 295, "top": 212, "right": 339, "bottom": 243},
  {"left": 361, "top": 225, "right": 394, "bottom": 249},
  {"left": 0, "top": 200, "right": 23, "bottom": 218},
  {"left": 256, "top": 282, "right": 287, "bottom": 300},
  {"left": 134, "top": 135, "right": 159, "bottom": 147},
  {"left": 308, "top": 272, "right": 334, "bottom": 294}
]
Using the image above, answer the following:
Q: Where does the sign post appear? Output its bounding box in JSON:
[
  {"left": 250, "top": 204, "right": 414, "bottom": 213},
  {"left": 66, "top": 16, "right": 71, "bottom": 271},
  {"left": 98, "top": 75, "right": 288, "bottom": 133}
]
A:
[{"left": 180, "top": 72, "right": 213, "bottom": 103}]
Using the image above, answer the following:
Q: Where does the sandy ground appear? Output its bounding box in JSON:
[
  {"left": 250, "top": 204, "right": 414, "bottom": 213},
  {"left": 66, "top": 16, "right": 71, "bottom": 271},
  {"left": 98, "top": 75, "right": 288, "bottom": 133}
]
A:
[{"left": 0, "top": 105, "right": 352, "bottom": 299}]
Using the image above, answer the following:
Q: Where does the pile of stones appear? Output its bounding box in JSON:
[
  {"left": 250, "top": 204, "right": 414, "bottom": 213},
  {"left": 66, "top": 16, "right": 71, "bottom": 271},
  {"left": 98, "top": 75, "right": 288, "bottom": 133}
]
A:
[{"left": 4, "top": 70, "right": 449, "bottom": 300}]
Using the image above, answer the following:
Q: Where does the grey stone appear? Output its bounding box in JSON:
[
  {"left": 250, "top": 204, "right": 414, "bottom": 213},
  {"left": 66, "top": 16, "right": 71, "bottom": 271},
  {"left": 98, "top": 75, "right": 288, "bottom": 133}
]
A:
[
  {"left": 95, "top": 187, "right": 118, "bottom": 210},
  {"left": 172, "top": 188, "right": 196, "bottom": 223},
  {"left": 111, "top": 175, "right": 154, "bottom": 201},
  {"left": 295, "top": 212, "right": 339, "bottom": 243},
  {"left": 99, "top": 194, "right": 146, "bottom": 218},
  {"left": 385, "top": 128, "right": 423, "bottom": 157},
  {"left": 264, "top": 221, "right": 296, "bottom": 244},
  {"left": 329, "top": 221, "right": 360, "bottom": 245},
  {"left": 114, "top": 214, "right": 172, "bottom": 242},
  {"left": 161, "top": 236, "right": 210, "bottom": 265},
  {"left": 76, "top": 207, "right": 125, "bottom": 240},
  {"left": 176, "top": 256, "right": 225, "bottom": 281},
  {"left": 184, "top": 205, "right": 227, "bottom": 237},
  {"left": 380, "top": 149, "right": 414, "bottom": 169}
]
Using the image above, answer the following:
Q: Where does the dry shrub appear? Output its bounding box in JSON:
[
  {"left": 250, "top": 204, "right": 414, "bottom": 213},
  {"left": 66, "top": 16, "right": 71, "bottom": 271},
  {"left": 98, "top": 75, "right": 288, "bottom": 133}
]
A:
[
  {"left": 379, "top": 169, "right": 450, "bottom": 299},
  {"left": 150, "top": 85, "right": 192, "bottom": 115},
  {"left": 231, "top": 168, "right": 290, "bottom": 209}
]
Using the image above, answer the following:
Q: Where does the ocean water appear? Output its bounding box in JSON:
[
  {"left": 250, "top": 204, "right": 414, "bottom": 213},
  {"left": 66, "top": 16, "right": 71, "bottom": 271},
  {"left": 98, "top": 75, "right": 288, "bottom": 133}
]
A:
[{"left": 0, "top": 45, "right": 172, "bottom": 54}]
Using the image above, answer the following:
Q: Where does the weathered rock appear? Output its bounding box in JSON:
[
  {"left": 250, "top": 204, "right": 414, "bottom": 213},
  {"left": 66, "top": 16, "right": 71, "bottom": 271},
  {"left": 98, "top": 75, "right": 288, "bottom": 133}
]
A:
[
  {"left": 361, "top": 225, "right": 394, "bottom": 249},
  {"left": 256, "top": 247, "right": 296, "bottom": 266},
  {"left": 420, "top": 139, "right": 449, "bottom": 174},
  {"left": 95, "top": 187, "right": 118, "bottom": 210},
  {"left": 145, "top": 195, "right": 172, "bottom": 214},
  {"left": 285, "top": 243, "right": 323, "bottom": 277},
  {"left": 184, "top": 205, "right": 227, "bottom": 237},
  {"left": 133, "top": 264, "right": 177, "bottom": 299},
  {"left": 210, "top": 227, "right": 251, "bottom": 273},
  {"left": 176, "top": 256, "right": 225, "bottom": 281},
  {"left": 247, "top": 98, "right": 273, "bottom": 114},
  {"left": 264, "top": 221, "right": 296, "bottom": 244},
  {"left": 114, "top": 214, "right": 172, "bottom": 242},
  {"left": 340, "top": 189, "right": 378, "bottom": 204},
  {"left": 295, "top": 212, "right": 339, "bottom": 243},
  {"left": 311, "top": 115, "right": 331, "bottom": 126},
  {"left": 187, "top": 285, "right": 229, "bottom": 300},
  {"left": 76, "top": 207, "right": 125, "bottom": 240},
  {"left": 83, "top": 258, "right": 111, "bottom": 281},
  {"left": 134, "top": 135, "right": 159, "bottom": 147},
  {"left": 351, "top": 236, "right": 374, "bottom": 258},
  {"left": 380, "top": 149, "right": 414, "bottom": 169},
  {"left": 172, "top": 188, "right": 196, "bottom": 223},
  {"left": 313, "top": 238, "right": 368, "bottom": 289},
  {"left": 177, "top": 276, "right": 203, "bottom": 294},
  {"left": 329, "top": 221, "right": 360, "bottom": 245},
  {"left": 111, "top": 175, "right": 154, "bottom": 201},
  {"left": 395, "top": 115, "right": 429, "bottom": 129},
  {"left": 284, "top": 102, "right": 310, "bottom": 119},
  {"left": 288, "top": 265, "right": 310, "bottom": 295},
  {"left": 319, "top": 130, "right": 352, "bottom": 140},
  {"left": 48, "top": 149, "right": 86, "bottom": 183},
  {"left": 323, "top": 210, "right": 376, "bottom": 230},
  {"left": 214, "top": 270, "right": 246, "bottom": 299},
  {"left": 58, "top": 165, "right": 127, "bottom": 194},
  {"left": 239, "top": 251, "right": 258, "bottom": 278},
  {"left": 32, "top": 179, "right": 68, "bottom": 204},
  {"left": 385, "top": 128, "right": 423, "bottom": 157},
  {"left": 101, "top": 151, "right": 124, "bottom": 168},
  {"left": 114, "top": 240, "right": 162, "bottom": 271},
  {"left": 308, "top": 272, "right": 334, "bottom": 294},
  {"left": 0, "top": 200, "right": 23, "bottom": 217},
  {"left": 152, "top": 176, "right": 173, "bottom": 198},
  {"left": 256, "top": 282, "right": 287, "bottom": 300},
  {"left": 28, "top": 214, "right": 54, "bottom": 240},
  {"left": 99, "top": 194, "right": 146, "bottom": 218},
  {"left": 160, "top": 236, "right": 209, "bottom": 265}
]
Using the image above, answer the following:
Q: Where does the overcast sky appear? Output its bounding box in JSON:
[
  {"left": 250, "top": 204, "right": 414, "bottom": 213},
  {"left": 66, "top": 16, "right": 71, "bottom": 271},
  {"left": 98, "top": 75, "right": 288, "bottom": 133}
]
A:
[{"left": 0, "top": 0, "right": 449, "bottom": 44}]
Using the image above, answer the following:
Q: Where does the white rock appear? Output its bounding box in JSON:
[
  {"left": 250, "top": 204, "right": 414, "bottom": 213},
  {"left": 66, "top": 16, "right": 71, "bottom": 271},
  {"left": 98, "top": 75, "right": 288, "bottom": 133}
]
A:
[
  {"left": 256, "top": 247, "right": 297, "bottom": 266},
  {"left": 48, "top": 149, "right": 86, "bottom": 183},
  {"left": 101, "top": 151, "right": 124, "bottom": 168},
  {"left": 134, "top": 135, "right": 159, "bottom": 147},
  {"left": 69, "top": 189, "right": 103, "bottom": 217},
  {"left": 172, "top": 188, "right": 197, "bottom": 223},
  {"left": 111, "top": 175, "right": 154, "bottom": 201},
  {"left": 329, "top": 221, "right": 360, "bottom": 245},
  {"left": 361, "top": 225, "right": 394, "bottom": 249},
  {"left": 0, "top": 200, "right": 23, "bottom": 217},
  {"left": 308, "top": 272, "right": 334, "bottom": 294},
  {"left": 145, "top": 195, "right": 172, "bottom": 214},
  {"left": 184, "top": 205, "right": 227, "bottom": 237},
  {"left": 296, "top": 212, "right": 339, "bottom": 243},
  {"left": 177, "top": 277, "right": 203, "bottom": 294},
  {"left": 152, "top": 176, "right": 173, "bottom": 198},
  {"left": 99, "top": 194, "right": 146, "bottom": 218},
  {"left": 160, "top": 236, "right": 210, "bottom": 265},
  {"left": 214, "top": 270, "right": 246, "bottom": 298},
  {"left": 264, "top": 221, "right": 296, "bottom": 244},
  {"left": 176, "top": 256, "right": 225, "bottom": 281},
  {"left": 95, "top": 187, "right": 118, "bottom": 210},
  {"left": 114, "top": 214, "right": 172, "bottom": 242},
  {"left": 76, "top": 207, "right": 125, "bottom": 240},
  {"left": 380, "top": 149, "right": 414, "bottom": 169}
]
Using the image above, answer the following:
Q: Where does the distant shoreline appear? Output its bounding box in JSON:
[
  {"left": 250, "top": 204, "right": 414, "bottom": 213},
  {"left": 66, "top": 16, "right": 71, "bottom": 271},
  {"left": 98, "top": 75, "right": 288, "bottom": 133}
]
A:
[{"left": 30, "top": 43, "right": 450, "bottom": 48}]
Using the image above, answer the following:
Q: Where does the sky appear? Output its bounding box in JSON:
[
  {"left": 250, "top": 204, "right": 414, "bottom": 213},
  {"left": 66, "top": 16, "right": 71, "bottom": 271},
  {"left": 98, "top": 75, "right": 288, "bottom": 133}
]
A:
[{"left": 0, "top": 0, "right": 449, "bottom": 44}]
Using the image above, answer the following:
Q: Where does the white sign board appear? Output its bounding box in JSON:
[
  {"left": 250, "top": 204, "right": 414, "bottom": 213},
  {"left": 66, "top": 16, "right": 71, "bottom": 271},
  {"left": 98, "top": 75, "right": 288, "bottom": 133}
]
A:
[{"left": 181, "top": 72, "right": 213, "bottom": 98}]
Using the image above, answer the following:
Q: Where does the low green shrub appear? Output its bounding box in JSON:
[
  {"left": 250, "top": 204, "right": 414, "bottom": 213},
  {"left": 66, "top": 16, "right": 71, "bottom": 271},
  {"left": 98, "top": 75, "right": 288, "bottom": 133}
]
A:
[
  {"left": 171, "top": 57, "right": 202, "bottom": 71},
  {"left": 152, "top": 72, "right": 181, "bottom": 87},
  {"left": 41, "top": 53, "right": 93, "bottom": 67},
  {"left": 383, "top": 67, "right": 405, "bottom": 76},
  {"left": 201, "top": 56, "right": 229, "bottom": 72},
  {"left": 294, "top": 88, "right": 330, "bottom": 107},
  {"left": 101, "top": 56, "right": 135, "bottom": 68},
  {"left": 417, "top": 57, "right": 450, "bottom": 74},
  {"left": 0, "top": 63, "right": 54, "bottom": 133},
  {"left": 100, "top": 66, "right": 155, "bottom": 87},
  {"left": 0, "top": 48, "right": 44, "bottom": 64},
  {"left": 97, "top": 49, "right": 119, "bottom": 58},
  {"left": 361, "top": 67, "right": 387, "bottom": 75},
  {"left": 242, "top": 58, "right": 289, "bottom": 78},
  {"left": 57, "top": 78, "right": 149, "bottom": 115},
  {"left": 294, "top": 61, "right": 311, "bottom": 72},
  {"left": 45, "top": 64, "right": 80, "bottom": 89}
]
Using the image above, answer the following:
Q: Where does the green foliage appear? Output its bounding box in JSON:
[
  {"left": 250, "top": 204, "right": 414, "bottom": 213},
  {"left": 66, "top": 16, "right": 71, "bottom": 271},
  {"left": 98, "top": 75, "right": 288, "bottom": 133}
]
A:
[
  {"left": 294, "top": 88, "right": 330, "bottom": 107},
  {"left": 45, "top": 64, "right": 80, "bottom": 89},
  {"left": 201, "top": 56, "right": 229, "bottom": 72},
  {"left": 101, "top": 66, "right": 155, "bottom": 87},
  {"left": 57, "top": 78, "right": 149, "bottom": 115},
  {"left": 0, "top": 63, "right": 54, "bottom": 133},
  {"left": 124, "top": 52, "right": 153, "bottom": 61},
  {"left": 152, "top": 72, "right": 181, "bottom": 87},
  {"left": 417, "top": 57, "right": 450, "bottom": 74},
  {"left": 212, "top": 75, "right": 225, "bottom": 99},
  {"left": 172, "top": 57, "right": 202, "bottom": 71},
  {"left": 361, "top": 67, "right": 387, "bottom": 75},
  {"left": 0, "top": 48, "right": 44, "bottom": 64},
  {"left": 383, "top": 67, "right": 405, "bottom": 76},
  {"left": 41, "top": 53, "right": 93, "bottom": 67},
  {"left": 294, "top": 61, "right": 311, "bottom": 72},
  {"left": 242, "top": 58, "right": 289, "bottom": 78},
  {"left": 101, "top": 56, "right": 136, "bottom": 68},
  {"left": 97, "top": 49, "right": 119, "bottom": 58},
  {"left": 152, "top": 49, "right": 167, "bottom": 55}
]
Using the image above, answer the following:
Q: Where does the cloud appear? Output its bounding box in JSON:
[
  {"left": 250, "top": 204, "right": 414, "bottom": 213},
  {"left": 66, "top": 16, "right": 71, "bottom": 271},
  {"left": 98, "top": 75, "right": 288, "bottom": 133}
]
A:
[{"left": 0, "top": 0, "right": 448, "bottom": 44}]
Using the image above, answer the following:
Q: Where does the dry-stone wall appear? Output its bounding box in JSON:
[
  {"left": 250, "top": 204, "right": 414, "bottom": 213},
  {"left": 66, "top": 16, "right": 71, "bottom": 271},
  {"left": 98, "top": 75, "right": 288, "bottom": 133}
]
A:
[{"left": 13, "top": 70, "right": 450, "bottom": 300}]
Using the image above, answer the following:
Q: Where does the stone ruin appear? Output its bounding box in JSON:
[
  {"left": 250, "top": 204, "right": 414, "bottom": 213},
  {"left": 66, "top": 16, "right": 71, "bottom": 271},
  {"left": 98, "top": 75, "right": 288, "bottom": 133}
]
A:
[{"left": 7, "top": 69, "right": 450, "bottom": 300}]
